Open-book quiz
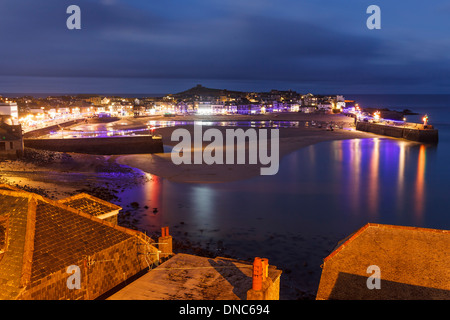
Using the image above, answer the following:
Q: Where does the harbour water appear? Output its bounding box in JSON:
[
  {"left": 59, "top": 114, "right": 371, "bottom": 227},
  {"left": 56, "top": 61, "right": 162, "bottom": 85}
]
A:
[{"left": 112, "top": 95, "right": 450, "bottom": 298}]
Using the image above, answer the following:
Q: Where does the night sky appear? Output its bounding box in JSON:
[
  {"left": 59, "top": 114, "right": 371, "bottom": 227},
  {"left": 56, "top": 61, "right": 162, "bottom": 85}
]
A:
[{"left": 1, "top": 0, "right": 450, "bottom": 95}]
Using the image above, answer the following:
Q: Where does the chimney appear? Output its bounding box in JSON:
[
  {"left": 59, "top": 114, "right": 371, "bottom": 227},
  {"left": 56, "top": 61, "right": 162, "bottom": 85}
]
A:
[
  {"left": 247, "top": 257, "right": 280, "bottom": 300},
  {"left": 158, "top": 226, "right": 173, "bottom": 262}
]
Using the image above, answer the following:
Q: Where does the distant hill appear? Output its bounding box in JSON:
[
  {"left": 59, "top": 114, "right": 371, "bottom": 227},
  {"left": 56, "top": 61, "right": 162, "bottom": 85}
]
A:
[{"left": 174, "top": 84, "right": 245, "bottom": 98}]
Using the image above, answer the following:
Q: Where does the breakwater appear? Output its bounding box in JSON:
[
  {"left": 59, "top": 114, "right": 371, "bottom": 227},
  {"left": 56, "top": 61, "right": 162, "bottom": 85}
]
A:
[
  {"left": 23, "top": 119, "right": 85, "bottom": 138},
  {"left": 356, "top": 121, "right": 438, "bottom": 144},
  {"left": 24, "top": 135, "right": 164, "bottom": 155}
]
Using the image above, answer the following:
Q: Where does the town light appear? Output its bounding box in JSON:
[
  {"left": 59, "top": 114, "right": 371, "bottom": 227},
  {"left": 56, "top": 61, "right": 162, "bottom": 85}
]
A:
[
  {"left": 423, "top": 115, "right": 428, "bottom": 125},
  {"left": 374, "top": 111, "right": 381, "bottom": 121}
]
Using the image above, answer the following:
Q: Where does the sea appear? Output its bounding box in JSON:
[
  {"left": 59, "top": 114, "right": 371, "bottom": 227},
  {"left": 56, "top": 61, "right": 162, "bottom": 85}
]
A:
[{"left": 110, "top": 94, "right": 450, "bottom": 298}]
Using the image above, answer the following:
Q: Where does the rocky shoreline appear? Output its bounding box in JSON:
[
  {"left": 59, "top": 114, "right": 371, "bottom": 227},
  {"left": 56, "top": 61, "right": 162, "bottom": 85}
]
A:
[{"left": 1, "top": 147, "right": 319, "bottom": 299}]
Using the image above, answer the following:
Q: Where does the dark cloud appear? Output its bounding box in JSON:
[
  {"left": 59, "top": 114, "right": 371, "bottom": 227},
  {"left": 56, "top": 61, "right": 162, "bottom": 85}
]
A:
[{"left": 0, "top": 0, "right": 450, "bottom": 93}]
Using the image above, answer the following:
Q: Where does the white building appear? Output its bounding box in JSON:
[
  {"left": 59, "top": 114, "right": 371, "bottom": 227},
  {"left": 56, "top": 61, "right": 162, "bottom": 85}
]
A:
[
  {"left": 211, "top": 103, "right": 226, "bottom": 114},
  {"left": 0, "top": 102, "right": 19, "bottom": 119},
  {"left": 29, "top": 108, "right": 45, "bottom": 114},
  {"left": 317, "top": 102, "right": 333, "bottom": 112},
  {"left": 196, "top": 101, "right": 213, "bottom": 115},
  {"left": 335, "top": 95, "right": 346, "bottom": 111},
  {"left": 300, "top": 106, "right": 316, "bottom": 113}
]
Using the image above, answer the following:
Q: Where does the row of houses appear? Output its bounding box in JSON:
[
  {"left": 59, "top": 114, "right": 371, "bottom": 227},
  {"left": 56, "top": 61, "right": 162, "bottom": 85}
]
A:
[
  {"left": 2, "top": 91, "right": 348, "bottom": 120},
  {"left": 18, "top": 100, "right": 325, "bottom": 118},
  {"left": 0, "top": 115, "right": 23, "bottom": 159},
  {"left": 137, "top": 99, "right": 339, "bottom": 116},
  {"left": 133, "top": 92, "right": 347, "bottom": 115}
]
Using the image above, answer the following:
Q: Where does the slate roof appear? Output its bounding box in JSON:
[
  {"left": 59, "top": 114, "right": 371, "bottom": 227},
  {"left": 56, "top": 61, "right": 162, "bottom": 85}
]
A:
[
  {"left": 58, "top": 193, "right": 122, "bottom": 217},
  {"left": 107, "top": 253, "right": 283, "bottom": 300},
  {"left": 0, "top": 187, "right": 143, "bottom": 300},
  {"left": 316, "top": 223, "right": 450, "bottom": 300}
]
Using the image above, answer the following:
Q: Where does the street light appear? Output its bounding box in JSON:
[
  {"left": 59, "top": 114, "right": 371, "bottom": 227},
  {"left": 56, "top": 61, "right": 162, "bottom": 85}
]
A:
[{"left": 374, "top": 111, "right": 381, "bottom": 122}]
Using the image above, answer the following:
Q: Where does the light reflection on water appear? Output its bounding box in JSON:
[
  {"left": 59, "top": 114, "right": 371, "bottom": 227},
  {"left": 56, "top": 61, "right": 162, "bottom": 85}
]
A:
[
  {"left": 117, "top": 137, "right": 448, "bottom": 296},
  {"left": 120, "top": 138, "right": 445, "bottom": 247}
]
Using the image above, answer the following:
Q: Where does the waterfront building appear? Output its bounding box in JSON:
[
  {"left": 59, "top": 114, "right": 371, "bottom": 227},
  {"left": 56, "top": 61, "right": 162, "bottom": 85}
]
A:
[
  {"left": 335, "top": 95, "right": 346, "bottom": 111},
  {"left": 57, "top": 107, "right": 70, "bottom": 115},
  {"left": 0, "top": 116, "right": 23, "bottom": 159},
  {"left": 303, "top": 93, "right": 318, "bottom": 107},
  {"left": 176, "top": 101, "right": 190, "bottom": 113},
  {"left": 224, "top": 102, "right": 238, "bottom": 114},
  {"left": 272, "top": 101, "right": 288, "bottom": 112},
  {"left": 236, "top": 102, "right": 262, "bottom": 115},
  {"left": 211, "top": 102, "right": 227, "bottom": 114},
  {"left": 317, "top": 102, "right": 333, "bottom": 112},
  {"left": 0, "top": 186, "right": 159, "bottom": 300},
  {"left": 0, "top": 102, "right": 19, "bottom": 119},
  {"left": 28, "top": 108, "right": 45, "bottom": 115},
  {"left": 300, "top": 106, "right": 317, "bottom": 113},
  {"left": 289, "top": 103, "right": 300, "bottom": 112},
  {"left": 196, "top": 101, "right": 213, "bottom": 115}
]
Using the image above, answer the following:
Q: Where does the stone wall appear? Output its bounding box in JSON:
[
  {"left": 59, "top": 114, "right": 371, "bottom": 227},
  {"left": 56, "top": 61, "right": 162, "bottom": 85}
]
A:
[
  {"left": 24, "top": 135, "right": 164, "bottom": 155},
  {"left": 23, "top": 120, "right": 84, "bottom": 138},
  {"left": 356, "top": 122, "right": 438, "bottom": 144},
  {"left": 18, "top": 236, "right": 158, "bottom": 300},
  {"left": 0, "top": 140, "right": 23, "bottom": 159}
]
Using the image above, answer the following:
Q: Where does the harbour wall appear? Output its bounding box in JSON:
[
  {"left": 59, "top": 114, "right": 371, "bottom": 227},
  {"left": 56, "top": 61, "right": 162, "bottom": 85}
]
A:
[
  {"left": 24, "top": 135, "right": 164, "bottom": 155},
  {"left": 356, "top": 122, "right": 438, "bottom": 144},
  {"left": 23, "top": 119, "right": 85, "bottom": 138},
  {"left": 24, "top": 117, "right": 121, "bottom": 138}
]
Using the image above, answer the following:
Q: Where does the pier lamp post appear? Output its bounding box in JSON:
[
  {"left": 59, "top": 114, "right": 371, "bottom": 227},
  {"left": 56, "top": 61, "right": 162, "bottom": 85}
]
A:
[
  {"left": 355, "top": 106, "right": 361, "bottom": 124},
  {"left": 423, "top": 115, "right": 428, "bottom": 126},
  {"left": 374, "top": 111, "right": 381, "bottom": 122}
]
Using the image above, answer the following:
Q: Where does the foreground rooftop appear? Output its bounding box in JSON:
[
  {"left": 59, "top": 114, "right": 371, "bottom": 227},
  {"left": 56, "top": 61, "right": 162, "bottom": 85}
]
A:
[
  {"left": 0, "top": 185, "right": 156, "bottom": 300},
  {"left": 58, "top": 193, "right": 122, "bottom": 220},
  {"left": 316, "top": 223, "right": 450, "bottom": 300},
  {"left": 107, "top": 253, "right": 282, "bottom": 300}
]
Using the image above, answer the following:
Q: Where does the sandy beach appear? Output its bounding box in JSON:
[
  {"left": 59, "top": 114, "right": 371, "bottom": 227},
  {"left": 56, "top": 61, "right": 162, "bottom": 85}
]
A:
[
  {"left": 2, "top": 113, "right": 381, "bottom": 187},
  {"left": 0, "top": 112, "right": 383, "bottom": 237},
  {"left": 114, "top": 113, "right": 380, "bottom": 183}
]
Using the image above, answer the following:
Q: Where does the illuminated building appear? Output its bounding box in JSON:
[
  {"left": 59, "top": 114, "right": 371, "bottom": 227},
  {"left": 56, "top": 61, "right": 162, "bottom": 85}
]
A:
[
  {"left": 0, "top": 115, "right": 23, "bottom": 159},
  {"left": 0, "top": 102, "right": 19, "bottom": 119}
]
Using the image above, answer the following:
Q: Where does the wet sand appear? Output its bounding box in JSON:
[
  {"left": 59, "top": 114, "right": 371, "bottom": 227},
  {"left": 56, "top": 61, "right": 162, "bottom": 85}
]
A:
[
  {"left": 0, "top": 112, "right": 384, "bottom": 299},
  {"left": 115, "top": 116, "right": 380, "bottom": 183},
  {"left": 0, "top": 148, "right": 146, "bottom": 199}
]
